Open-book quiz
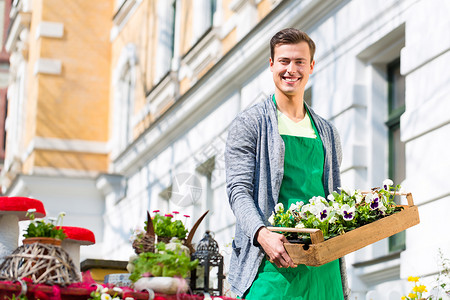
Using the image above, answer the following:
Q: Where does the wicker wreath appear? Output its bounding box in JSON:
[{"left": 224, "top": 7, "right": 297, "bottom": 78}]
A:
[{"left": 0, "top": 243, "right": 80, "bottom": 286}]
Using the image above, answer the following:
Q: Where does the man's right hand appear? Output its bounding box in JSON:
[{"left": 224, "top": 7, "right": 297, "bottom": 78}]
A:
[{"left": 256, "top": 227, "right": 297, "bottom": 268}]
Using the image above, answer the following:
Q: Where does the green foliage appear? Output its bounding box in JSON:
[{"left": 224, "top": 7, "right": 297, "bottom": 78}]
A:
[
  {"left": 129, "top": 242, "right": 198, "bottom": 282},
  {"left": 270, "top": 180, "right": 404, "bottom": 241},
  {"left": 146, "top": 214, "right": 188, "bottom": 239},
  {"left": 23, "top": 210, "right": 67, "bottom": 241}
]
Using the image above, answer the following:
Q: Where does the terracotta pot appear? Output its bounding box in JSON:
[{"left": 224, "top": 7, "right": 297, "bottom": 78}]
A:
[{"left": 22, "top": 237, "right": 62, "bottom": 246}]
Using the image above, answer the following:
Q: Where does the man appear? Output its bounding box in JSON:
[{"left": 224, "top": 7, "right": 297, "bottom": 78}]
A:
[{"left": 225, "top": 28, "right": 349, "bottom": 299}]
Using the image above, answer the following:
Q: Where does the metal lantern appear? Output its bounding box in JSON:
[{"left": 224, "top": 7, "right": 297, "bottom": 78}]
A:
[{"left": 190, "top": 230, "right": 225, "bottom": 296}]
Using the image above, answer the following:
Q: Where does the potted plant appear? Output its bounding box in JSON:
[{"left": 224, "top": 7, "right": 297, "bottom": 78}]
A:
[
  {"left": 132, "top": 210, "right": 208, "bottom": 254},
  {"left": 22, "top": 209, "right": 67, "bottom": 246},
  {"left": 128, "top": 241, "right": 198, "bottom": 294}
]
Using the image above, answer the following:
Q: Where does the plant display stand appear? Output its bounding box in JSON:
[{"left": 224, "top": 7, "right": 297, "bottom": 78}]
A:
[{"left": 268, "top": 193, "right": 420, "bottom": 266}]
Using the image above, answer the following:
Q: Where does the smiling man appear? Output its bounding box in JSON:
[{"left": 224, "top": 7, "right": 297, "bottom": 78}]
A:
[{"left": 225, "top": 28, "right": 349, "bottom": 299}]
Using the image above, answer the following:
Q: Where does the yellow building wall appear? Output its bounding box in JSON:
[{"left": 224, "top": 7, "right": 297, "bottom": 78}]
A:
[
  {"left": 257, "top": 0, "right": 272, "bottom": 21},
  {"left": 23, "top": 1, "right": 43, "bottom": 156},
  {"left": 36, "top": 0, "right": 112, "bottom": 142},
  {"left": 34, "top": 150, "right": 108, "bottom": 171}
]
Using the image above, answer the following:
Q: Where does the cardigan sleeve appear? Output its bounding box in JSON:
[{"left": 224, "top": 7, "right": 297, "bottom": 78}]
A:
[{"left": 225, "top": 114, "right": 266, "bottom": 241}]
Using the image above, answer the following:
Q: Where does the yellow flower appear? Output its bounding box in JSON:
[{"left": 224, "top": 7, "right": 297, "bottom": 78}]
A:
[
  {"left": 408, "top": 293, "right": 417, "bottom": 299},
  {"left": 401, "top": 296, "right": 407, "bottom": 300},
  {"left": 408, "top": 276, "right": 420, "bottom": 282}
]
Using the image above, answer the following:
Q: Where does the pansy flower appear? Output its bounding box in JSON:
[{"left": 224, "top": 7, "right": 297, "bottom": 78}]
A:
[
  {"left": 317, "top": 207, "right": 329, "bottom": 221},
  {"left": 268, "top": 212, "right": 275, "bottom": 225},
  {"left": 340, "top": 204, "right": 355, "bottom": 221},
  {"left": 382, "top": 178, "right": 394, "bottom": 190},
  {"left": 275, "top": 203, "right": 284, "bottom": 213}
]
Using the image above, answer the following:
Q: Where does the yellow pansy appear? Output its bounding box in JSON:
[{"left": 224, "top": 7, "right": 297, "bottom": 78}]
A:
[{"left": 408, "top": 276, "right": 420, "bottom": 282}]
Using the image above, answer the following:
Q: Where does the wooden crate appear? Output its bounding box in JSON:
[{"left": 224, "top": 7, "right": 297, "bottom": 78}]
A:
[{"left": 268, "top": 193, "right": 420, "bottom": 266}]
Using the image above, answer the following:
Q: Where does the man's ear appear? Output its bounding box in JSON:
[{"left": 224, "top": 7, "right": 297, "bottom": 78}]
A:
[
  {"left": 269, "top": 57, "right": 274, "bottom": 71},
  {"left": 310, "top": 60, "right": 315, "bottom": 74}
]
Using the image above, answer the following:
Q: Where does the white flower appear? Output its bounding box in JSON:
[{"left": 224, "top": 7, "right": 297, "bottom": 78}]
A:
[
  {"left": 329, "top": 216, "right": 338, "bottom": 224},
  {"left": 316, "top": 207, "right": 330, "bottom": 221},
  {"left": 101, "top": 288, "right": 109, "bottom": 294},
  {"left": 268, "top": 212, "right": 275, "bottom": 225},
  {"left": 101, "top": 294, "right": 112, "bottom": 300},
  {"left": 275, "top": 203, "right": 284, "bottom": 213},
  {"left": 354, "top": 192, "right": 364, "bottom": 204},
  {"left": 289, "top": 203, "right": 297, "bottom": 212},
  {"left": 112, "top": 287, "right": 123, "bottom": 293},
  {"left": 339, "top": 187, "right": 353, "bottom": 196},
  {"left": 27, "top": 208, "right": 37, "bottom": 213},
  {"left": 332, "top": 202, "right": 341, "bottom": 210},
  {"left": 365, "top": 192, "right": 374, "bottom": 204},
  {"left": 340, "top": 204, "right": 355, "bottom": 221},
  {"left": 295, "top": 223, "right": 305, "bottom": 229},
  {"left": 382, "top": 179, "right": 394, "bottom": 190},
  {"left": 59, "top": 212, "right": 66, "bottom": 217},
  {"left": 327, "top": 194, "right": 335, "bottom": 201}
]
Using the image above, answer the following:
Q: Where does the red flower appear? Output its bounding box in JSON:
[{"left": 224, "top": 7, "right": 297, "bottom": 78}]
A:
[
  {"left": 153, "top": 210, "right": 160, "bottom": 213},
  {"left": 183, "top": 215, "right": 190, "bottom": 218},
  {"left": 165, "top": 214, "right": 174, "bottom": 218},
  {"left": 172, "top": 211, "right": 180, "bottom": 214}
]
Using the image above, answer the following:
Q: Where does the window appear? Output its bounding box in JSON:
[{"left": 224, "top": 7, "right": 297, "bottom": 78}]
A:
[
  {"left": 112, "top": 44, "right": 137, "bottom": 156},
  {"left": 192, "top": 0, "right": 217, "bottom": 43},
  {"left": 155, "top": 0, "right": 176, "bottom": 82},
  {"left": 386, "top": 58, "right": 406, "bottom": 252}
]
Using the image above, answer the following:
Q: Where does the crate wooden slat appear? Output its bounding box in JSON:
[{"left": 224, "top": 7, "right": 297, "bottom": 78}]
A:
[{"left": 268, "top": 193, "right": 420, "bottom": 266}]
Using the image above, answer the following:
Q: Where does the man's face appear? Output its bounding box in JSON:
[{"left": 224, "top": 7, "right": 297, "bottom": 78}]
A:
[{"left": 270, "top": 42, "right": 315, "bottom": 98}]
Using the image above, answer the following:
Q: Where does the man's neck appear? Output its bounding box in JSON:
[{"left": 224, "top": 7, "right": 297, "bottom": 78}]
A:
[{"left": 274, "top": 90, "right": 306, "bottom": 122}]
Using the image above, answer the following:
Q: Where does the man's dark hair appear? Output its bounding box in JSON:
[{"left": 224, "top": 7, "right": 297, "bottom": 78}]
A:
[{"left": 270, "top": 28, "right": 316, "bottom": 62}]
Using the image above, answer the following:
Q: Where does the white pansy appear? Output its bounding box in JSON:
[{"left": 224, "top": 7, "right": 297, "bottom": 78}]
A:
[
  {"left": 364, "top": 192, "right": 374, "bottom": 204},
  {"left": 339, "top": 186, "right": 353, "bottom": 196},
  {"left": 355, "top": 192, "right": 364, "bottom": 204},
  {"left": 295, "top": 223, "right": 305, "bottom": 229},
  {"left": 327, "top": 194, "right": 335, "bottom": 201},
  {"left": 268, "top": 212, "right": 275, "bottom": 225},
  {"left": 382, "top": 179, "right": 394, "bottom": 189},
  {"left": 289, "top": 203, "right": 297, "bottom": 212},
  {"left": 332, "top": 202, "right": 341, "bottom": 211},
  {"left": 275, "top": 203, "right": 284, "bottom": 213},
  {"left": 295, "top": 201, "right": 304, "bottom": 210},
  {"left": 329, "top": 216, "right": 338, "bottom": 224}
]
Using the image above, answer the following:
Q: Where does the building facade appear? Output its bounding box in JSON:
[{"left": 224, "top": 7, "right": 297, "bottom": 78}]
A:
[{"left": 2, "top": 0, "right": 450, "bottom": 298}]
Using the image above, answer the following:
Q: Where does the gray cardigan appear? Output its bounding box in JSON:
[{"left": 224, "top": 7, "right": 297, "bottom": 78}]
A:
[{"left": 225, "top": 95, "right": 349, "bottom": 298}]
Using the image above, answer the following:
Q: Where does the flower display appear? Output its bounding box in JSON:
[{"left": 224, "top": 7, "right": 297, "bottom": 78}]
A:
[
  {"left": 401, "top": 276, "right": 428, "bottom": 299},
  {"left": 147, "top": 211, "right": 188, "bottom": 239},
  {"left": 128, "top": 241, "right": 198, "bottom": 282},
  {"left": 23, "top": 209, "right": 67, "bottom": 241},
  {"left": 269, "top": 180, "right": 403, "bottom": 240},
  {"left": 89, "top": 286, "right": 124, "bottom": 300}
]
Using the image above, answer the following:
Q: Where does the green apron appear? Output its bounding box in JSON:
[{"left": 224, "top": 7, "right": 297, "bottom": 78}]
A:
[{"left": 243, "top": 99, "right": 344, "bottom": 300}]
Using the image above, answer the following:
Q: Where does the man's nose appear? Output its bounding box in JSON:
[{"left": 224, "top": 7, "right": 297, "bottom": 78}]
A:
[{"left": 286, "top": 62, "right": 295, "bottom": 73}]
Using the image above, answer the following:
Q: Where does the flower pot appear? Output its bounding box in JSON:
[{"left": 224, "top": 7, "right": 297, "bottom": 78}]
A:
[
  {"left": 22, "top": 237, "right": 62, "bottom": 246},
  {"left": 134, "top": 277, "right": 188, "bottom": 294}
]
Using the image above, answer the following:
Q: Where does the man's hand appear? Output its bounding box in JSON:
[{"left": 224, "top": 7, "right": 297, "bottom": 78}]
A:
[{"left": 256, "top": 227, "right": 297, "bottom": 268}]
